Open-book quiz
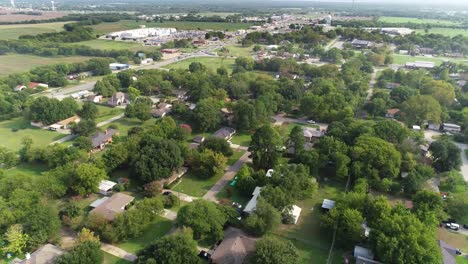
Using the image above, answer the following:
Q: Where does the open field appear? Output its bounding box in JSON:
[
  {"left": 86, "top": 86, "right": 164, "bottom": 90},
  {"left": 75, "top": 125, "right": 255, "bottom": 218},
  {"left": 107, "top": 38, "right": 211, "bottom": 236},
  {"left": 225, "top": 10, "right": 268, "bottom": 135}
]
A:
[
  {"left": 0, "top": 118, "right": 66, "bottom": 151},
  {"left": 0, "top": 10, "right": 66, "bottom": 23},
  {"left": 377, "top": 16, "right": 460, "bottom": 26},
  {"left": 102, "top": 252, "right": 132, "bottom": 264},
  {"left": 437, "top": 228, "right": 468, "bottom": 252},
  {"left": 393, "top": 54, "right": 468, "bottom": 66},
  {"left": 100, "top": 117, "right": 148, "bottom": 136},
  {"left": 217, "top": 44, "right": 254, "bottom": 57},
  {"left": 415, "top": 27, "right": 468, "bottom": 37},
  {"left": 0, "top": 54, "right": 93, "bottom": 77},
  {"left": 116, "top": 215, "right": 173, "bottom": 253},
  {"left": 458, "top": 256, "right": 468, "bottom": 264},
  {"left": 70, "top": 39, "right": 155, "bottom": 52},
  {"left": 3, "top": 163, "right": 48, "bottom": 177},
  {"left": 95, "top": 105, "right": 125, "bottom": 123},
  {"left": 230, "top": 132, "right": 251, "bottom": 147},
  {"left": 273, "top": 180, "right": 345, "bottom": 264},
  {"left": 172, "top": 170, "right": 223, "bottom": 197},
  {"left": 0, "top": 21, "right": 67, "bottom": 40},
  {"left": 163, "top": 57, "right": 236, "bottom": 73},
  {"left": 90, "top": 20, "right": 254, "bottom": 35}
]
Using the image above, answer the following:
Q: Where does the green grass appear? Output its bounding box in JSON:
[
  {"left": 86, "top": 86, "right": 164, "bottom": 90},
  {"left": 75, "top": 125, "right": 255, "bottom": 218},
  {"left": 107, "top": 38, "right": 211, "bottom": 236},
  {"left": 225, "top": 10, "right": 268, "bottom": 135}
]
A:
[
  {"left": 95, "top": 105, "right": 125, "bottom": 123},
  {"left": 393, "top": 54, "right": 468, "bottom": 66},
  {"left": 217, "top": 44, "right": 254, "bottom": 57},
  {"left": 377, "top": 16, "right": 460, "bottom": 26},
  {"left": 437, "top": 228, "right": 468, "bottom": 252},
  {"left": 415, "top": 27, "right": 468, "bottom": 37},
  {"left": 273, "top": 180, "right": 345, "bottom": 264},
  {"left": 216, "top": 184, "right": 251, "bottom": 206},
  {"left": 3, "top": 163, "right": 48, "bottom": 177},
  {"left": 172, "top": 170, "right": 223, "bottom": 197},
  {"left": 102, "top": 252, "right": 133, "bottom": 264},
  {"left": 100, "top": 117, "right": 147, "bottom": 137},
  {"left": 227, "top": 150, "right": 245, "bottom": 166},
  {"left": 0, "top": 54, "right": 94, "bottom": 77},
  {"left": 116, "top": 215, "right": 173, "bottom": 253},
  {"left": 0, "top": 22, "right": 67, "bottom": 40},
  {"left": 70, "top": 39, "right": 155, "bottom": 52},
  {"left": 457, "top": 255, "right": 468, "bottom": 264},
  {"left": 0, "top": 118, "right": 66, "bottom": 151},
  {"left": 230, "top": 132, "right": 251, "bottom": 147},
  {"left": 163, "top": 57, "right": 236, "bottom": 73},
  {"left": 91, "top": 20, "right": 254, "bottom": 35}
]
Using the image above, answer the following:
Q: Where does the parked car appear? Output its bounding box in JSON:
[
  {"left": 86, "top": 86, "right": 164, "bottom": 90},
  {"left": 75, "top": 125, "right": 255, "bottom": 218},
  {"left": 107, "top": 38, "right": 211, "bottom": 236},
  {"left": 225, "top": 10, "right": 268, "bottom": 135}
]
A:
[
  {"left": 306, "top": 120, "right": 316, "bottom": 124},
  {"left": 163, "top": 191, "right": 172, "bottom": 196},
  {"left": 198, "top": 250, "right": 211, "bottom": 260},
  {"left": 463, "top": 224, "right": 468, "bottom": 229},
  {"left": 445, "top": 223, "right": 460, "bottom": 231}
]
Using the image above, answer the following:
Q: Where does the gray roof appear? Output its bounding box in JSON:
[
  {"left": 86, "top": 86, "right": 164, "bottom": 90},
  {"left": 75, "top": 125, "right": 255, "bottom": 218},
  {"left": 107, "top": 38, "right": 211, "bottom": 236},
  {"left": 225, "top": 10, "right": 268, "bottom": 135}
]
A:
[
  {"left": 90, "top": 193, "right": 135, "bottom": 221},
  {"left": 12, "top": 244, "right": 65, "bottom": 264},
  {"left": 354, "top": 246, "right": 374, "bottom": 260},
  {"left": 356, "top": 256, "right": 384, "bottom": 264},
  {"left": 438, "top": 240, "right": 456, "bottom": 264},
  {"left": 211, "top": 227, "right": 256, "bottom": 264},
  {"left": 90, "top": 129, "right": 119, "bottom": 148},
  {"left": 213, "top": 127, "right": 236, "bottom": 139},
  {"left": 322, "top": 199, "right": 336, "bottom": 210},
  {"left": 351, "top": 39, "right": 372, "bottom": 46}
]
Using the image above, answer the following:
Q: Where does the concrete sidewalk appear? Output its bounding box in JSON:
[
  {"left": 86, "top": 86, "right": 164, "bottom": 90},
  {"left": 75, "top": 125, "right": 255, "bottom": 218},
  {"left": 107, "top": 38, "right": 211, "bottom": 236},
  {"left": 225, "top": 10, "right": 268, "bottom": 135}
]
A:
[{"left": 101, "top": 243, "right": 137, "bottom": 262}]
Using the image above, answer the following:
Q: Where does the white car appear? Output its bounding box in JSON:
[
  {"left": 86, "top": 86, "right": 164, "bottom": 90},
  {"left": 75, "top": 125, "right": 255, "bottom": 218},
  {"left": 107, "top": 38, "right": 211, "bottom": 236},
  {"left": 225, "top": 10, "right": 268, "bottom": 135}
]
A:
[
  {"left": 446, "top": 223, "right": 460, "bottom": 231},
  {"left": 306, "top": 120, "right": 316, "bottom": 124}
]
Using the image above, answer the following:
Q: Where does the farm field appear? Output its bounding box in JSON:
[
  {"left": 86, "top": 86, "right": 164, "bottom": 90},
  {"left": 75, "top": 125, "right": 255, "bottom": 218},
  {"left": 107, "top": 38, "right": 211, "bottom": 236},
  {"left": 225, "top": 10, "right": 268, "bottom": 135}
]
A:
[
  {"left": 393, "top": 54, "right": 468, "bottom": 66},
  {"left": 0, "top": 118, "right": 66, "bottom": 151},
  {"left": 415, "top": 27, "right": 468, "bottom": 37},
  {"left": 0, "top": 21, "right": 68, "bottom": 40},
  {"left": 377, "top": 16, "right": 460, "bottom": 26},
  {"left": 163, "top": 57, "right": 236, "bottom": 73},
  {"left": 70, "top": 39, "right": 154, "bottom": 52},
  {"left": 0, "top": 54, "right": 93, "bottom": 77},
  {"left": 90, "top": 20, "right": 254, "bottom": 35}
]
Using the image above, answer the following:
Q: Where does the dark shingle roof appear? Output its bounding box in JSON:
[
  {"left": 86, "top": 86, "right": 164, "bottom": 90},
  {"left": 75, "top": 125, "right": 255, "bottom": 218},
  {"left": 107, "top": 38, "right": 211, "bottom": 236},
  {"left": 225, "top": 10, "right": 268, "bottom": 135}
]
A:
[{"left": 90, "top": 129, "right": 118, "bottom": 148}]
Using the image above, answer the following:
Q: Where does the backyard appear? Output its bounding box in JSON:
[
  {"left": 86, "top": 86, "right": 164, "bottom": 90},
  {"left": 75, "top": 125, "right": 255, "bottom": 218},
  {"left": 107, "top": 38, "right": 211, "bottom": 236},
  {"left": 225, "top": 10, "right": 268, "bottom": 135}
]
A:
[
  {"left": 100, "top": 117, "right": 148, "bottom": 136},
  {"left": 102, "top": 252, "right": 132, "bottom": 264},
  {"left": 163, "top": 57, "right": 236, "bottom": 73},
  {"left": 0, "top": 118, "right": 66, "bottom": 151},
  {"left": 3, "top": 163, "right": 48, "bottom": 177},
  {"left": 230, "top": 132, "right": 251, "bottom": 147},
  {"left": 0, "top": 22, "right": 67, "bottom": 40},
  {"left": 95, "top": 105, "right": 125, "bottom": 123},
  {"left": 172, "top": 170, "right": 223, "bottom": 197}
]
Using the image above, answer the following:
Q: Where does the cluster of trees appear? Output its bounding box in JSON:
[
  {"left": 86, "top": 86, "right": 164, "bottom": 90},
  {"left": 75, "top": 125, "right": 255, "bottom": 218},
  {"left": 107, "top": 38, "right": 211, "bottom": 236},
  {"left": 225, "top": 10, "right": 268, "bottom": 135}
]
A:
[
  {"left": 19, "top": 23, "right": 95, "bottom": 43},
  {"left": 205, "top": 31, "right": 225, "bottom": 40},
  {"left": 242, "top": 26, "right": 328, "bottom": 47},
  {"left": 395, "top": 33, "right": 468, "bottom": 55}
]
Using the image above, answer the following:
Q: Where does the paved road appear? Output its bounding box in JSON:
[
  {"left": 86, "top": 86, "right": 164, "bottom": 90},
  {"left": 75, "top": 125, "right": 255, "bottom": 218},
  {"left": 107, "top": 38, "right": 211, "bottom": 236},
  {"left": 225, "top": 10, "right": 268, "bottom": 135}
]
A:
[
  {"left": 272, "top": 114, "right": 328, "bottom": 131},
  {"left": 203, "top": 151, "right": 251, "bottom": 202}
]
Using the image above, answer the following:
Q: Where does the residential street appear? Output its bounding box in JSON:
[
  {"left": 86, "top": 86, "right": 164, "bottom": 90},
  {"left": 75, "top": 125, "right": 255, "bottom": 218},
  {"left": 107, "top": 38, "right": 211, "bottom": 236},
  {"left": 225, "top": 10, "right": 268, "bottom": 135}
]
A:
[
  {"left": 203, "top": 151, "right": 251, "bottom": 202},
  {"left": 272, "top": 114, "right": 329, "bottom": 131}
]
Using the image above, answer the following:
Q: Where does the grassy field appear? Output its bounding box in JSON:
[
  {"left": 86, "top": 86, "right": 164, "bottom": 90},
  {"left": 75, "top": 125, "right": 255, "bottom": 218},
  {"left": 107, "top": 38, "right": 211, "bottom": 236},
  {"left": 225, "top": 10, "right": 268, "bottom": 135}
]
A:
[
  {"left": 273, "top": 180, "right": 345, "bottom": 264},
  {"left": 102, "top": 252, "right": 133, "bottom": 264},
  {"left": 100, "top": 117, "right": 147, "bottom": 136},
  {"left": 70, "top": 39, "right": 155, "bottom": 52},
  {"left": 227, "top": 150, "right": 245, "bottom": 166},
  {"left": 95, "top": 105, "right": 125, "bottom": 123},
  {"left": 172, "top": 170, "right": 223, "bottom": 197},
  {"left": 0, "top": 22, "right": 67, "bottom": 40},
  {"left": 437, "top": 228, "right": 468, "bottom": 252},
  {"left": 377, "top": 16, "right": 460, "bottom": 26},
  {"left": 3, "top": 163, "right": 48, "bottom": 177},
  {"left": 116, "top": 215, "right": 173, "bottom": 253},
  {"left": 458, "top": 256, "right": 468, "bottom": 264},
  {"left": 0, "top": 118, "right": 66, "bottom": 151},
  {"left": 91, "top": 20, "right": 253, "bottom": 35},
  {"left": 230, "top": 132, "right": 251, "bottom": 147},
  {"left": 217, "top": 44, "right": 254, "bottom": 57},
  {"left": 163, "top": 57, "right": 236, "bottom": 73},
  {"left": 0, "top": 54, "right": 93, "bottom": 77},
  {"left": 393, "top": 54, "right": 468, "bottom": 66},
  {"left": 415, "top": 27, "right": 468, "bottom": 37}
]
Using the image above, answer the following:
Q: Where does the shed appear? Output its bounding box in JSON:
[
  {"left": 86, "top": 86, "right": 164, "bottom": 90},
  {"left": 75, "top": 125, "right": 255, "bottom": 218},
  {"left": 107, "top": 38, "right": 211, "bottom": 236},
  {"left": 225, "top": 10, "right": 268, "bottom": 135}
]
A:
[
  {"left": 354, "top": 246, "right": 374, "bottom": 260},
  {"left": 48, "top": 124, "right": 62, "bottom": 131},
  {"left": 291, "top": 205, "right": 302, "bottom": 224},
  {"left": 322, "top": 199, "right": 336, "bottom": 210},
  {"left": 98, "top": 180, "right": 117, "bottom": 195}
]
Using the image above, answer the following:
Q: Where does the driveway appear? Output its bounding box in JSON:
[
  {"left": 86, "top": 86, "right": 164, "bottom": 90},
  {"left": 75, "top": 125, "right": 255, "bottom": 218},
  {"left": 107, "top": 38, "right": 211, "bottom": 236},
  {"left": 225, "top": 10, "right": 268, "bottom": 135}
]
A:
[{"left": 203, "top": 151, "right": 251, "bottom": 202}]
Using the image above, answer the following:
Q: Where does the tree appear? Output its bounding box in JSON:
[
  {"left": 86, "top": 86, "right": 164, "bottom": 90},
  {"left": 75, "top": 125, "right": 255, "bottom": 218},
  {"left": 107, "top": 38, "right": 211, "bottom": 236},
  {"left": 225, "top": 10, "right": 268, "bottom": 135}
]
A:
[
  {"left": 249, "top": 125, "right": 282, "bottom": 170},
  {"left": 250, "top": 236, "right": 299, "bottom": 264},
  {"left": 22, "top": 205, "right": 61, "bottom": 248},
  {"left": 176, "top": 200, "right": 227, "bottom": 242},
  {"left": 102, "top": 142, "right": 128, "bottom": 172},
  {"left": 71, "top": 163, "right": 107, "bottom": 196},
  {"left": 192, "top": 149, "right": 227, "bottom": 179},
  {"left": 235, "top": 57, "right": 254, "bottom": 71},
  {"left": 401, "top": 95, "right": 441, "bottom": 125},
  {"left": 235, "top": 165, "right": 257, "bottom": 196},
  {"left": 1, "top": 224, "right": 29, "bottom": 255},
  {"left": 373, "top": 119, "right": 408, "bottom": 144},
  {"left": 245, "top": 199, "right": 281, "bottom": 236},
  {"left": 189, "top": 62, "right": 207, "bottom": 73},
  {"left": 76, "top": 228, "right": 100, "bottom": 244},
  {"left": 402, "top": 165, "right": 435, "bottom": 194},
  {"left": 73, "top": 136, "right": 93, "bottom": 151},
  {"left": 289, "top": 126, "right": 305, "bottom": 154},
  {"left": 78, "top": 102, "right": 98, "bottom": 120},
  {"left": 193, "top": 98, "right": 222, "bottom": 132},
  {"left": 199, "top": 136, "right": 233, "bottom": 157},
  {"left": 420, "top": 80, "right": 455, "bottom": 107},
  {"left": 233, "top": 100, "right": 257, "bottom": 131},
  {"left": 0, "top": 147, "right": 19, "bottom": 169},
  {"left": 71, "top": 119, "right": 97, "bottom": 137},
  {"left": 412, "top": 190, "right": 446, "bottom": 226},
  {"left": 55, "top": 241, "right": 103, "bottom": 264},
  {"left": 439, "top": 170, "right": 465, "bottom": 192},
  {"left": 125, "top": 97, "right": 152, "bottom": 121},
  {"left": 137, "top": 233, "right": 201, "bottom": 264},
  {"left": 429, "top": 139, "right": 461, "bottom": 172}
]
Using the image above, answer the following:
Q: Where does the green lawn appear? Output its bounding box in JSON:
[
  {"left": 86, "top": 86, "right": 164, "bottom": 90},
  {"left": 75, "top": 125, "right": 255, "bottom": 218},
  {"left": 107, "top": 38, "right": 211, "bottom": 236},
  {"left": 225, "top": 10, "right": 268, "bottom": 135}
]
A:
[
  {"left": 415, "top": 27, "right": 468, "bottom": 37},
  {"left": 0, "top": 54, "right": 93, "bottom": 77},
  {"left": 227, "top": 150, "right": 245, "bottom": 166},
  {"left": 230, "top": 132, "right": 251, "bottom": 147},
  {"left": 273, "top": 180, "right": 345, "bottom": 264},
  {"left": 3, "top": 163, "right": 48, "bottom": 177},
  {"left": 91, "top": 20, "right": 254, "bottom": 35},
  {"left": 393, "top": 54, "right": 468, "bottom": 66},
  {"left": 0, "top": 118, "right": 66, "bottom": 151},
  {"left": 457, "top": 255, "right": 468, "bottom": 264},
  {"left": 102, "top": 252, "right": 133, "bottom": 264},
  {"left": 0, "top": 22, "right": 67, "bottom": 40},
  {"left": 70, "top": 39, "right": 154, "bottom": 52},
  {"left": 377, "top": 16, "right": 460, "bottom": 26},
  {"left": 116, "top": 215, "right": 173, "bottom": 253},
  {"left": 217, "top": 44, "right": 254, "bottom": 57},
  {"left": 95, "top": 105, "right": 125, "bottom": 123},
  {"left": 163, "top": 57, "right": 236, "bottom": 73},
  {"left": 437, "top": 228, "right": 468, "bottom": 252},
  {"left": 100, "top": 117, "right": 147, "bottom": 137},
  {"left": 172, "top": 170, "right": 223, "bottom": 197}
]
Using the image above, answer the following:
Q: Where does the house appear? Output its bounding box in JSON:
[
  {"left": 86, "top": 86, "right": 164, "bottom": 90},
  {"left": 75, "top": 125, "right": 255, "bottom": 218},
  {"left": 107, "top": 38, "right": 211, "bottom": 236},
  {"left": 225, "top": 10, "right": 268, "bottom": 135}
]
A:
[
  {"left": 98, "top": 180, "right": 117, "bottom": 196},
  {"left": 354, "top": 246, "right": 374, "bottom": 260},
  {"left": 90, "top": 193, "right": 135, "bottom": 221},
  {"left": 161, "top": 48, "right": 180, "bottom": 54},
  {"left": 56, "top": 115, "right": 81, "bottom": 129},
  {"left": 28, "top": 82, "right": 48, "bottom": 90},
  {"left": 351, "top": 39, "right": 372, "bottom": 49},
  {"left": 90, "top": 129, "right": 119, "bottom": 151},
  {"left": 243, "top": 187, "right": 262, "bottom": 214},
  {"left": 11, "top": 244, "right": 65, "bottom": 264},
  {"left": 87, "top": 95, "right": 103, "bottom": 103},
  {"left": 443, "top": 123, "right": 461, "bottom": 133},
  {"left": 385, "top": 108, "right": 400, "bottom": 119},
  {"left": 210, "top": 227, "right": 257, "bottom": 264},
  {"left": 438, "top": 240, "right": 457, "bottom": 264},
  {"left": 405, "top": 61, "right": 435, "bottom": 69},
  {"left": 172, "top": 89, "right": 188, "bottom": 101},
  {"left": 109, "top": 63, "right": 130, "bottom": 71},
  {"left": 303, "top": 127, "right": 324, "bottom": 142},
  {"left": 193, "top": 135, "right": 205, "bottom": 144},
  {"left": 108, "top": 92, "right": 130, "bottom": 107},
  {"left": 213, "top": 127, "right": 236, "bottom": 141},
  {"left": 428, "top": 123, "right": 440, "bottom": 131},
  {"left": 151, "top": 103, "right": 172, "bottom": 118},
  {"left": 322, "top": 199, "right": 336, "bottom": 211}
]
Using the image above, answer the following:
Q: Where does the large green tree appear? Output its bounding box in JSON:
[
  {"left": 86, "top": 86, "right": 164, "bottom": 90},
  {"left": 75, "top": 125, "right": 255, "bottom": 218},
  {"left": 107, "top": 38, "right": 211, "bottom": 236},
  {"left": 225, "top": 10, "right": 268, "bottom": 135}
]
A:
[
  {"left": 78, "top": 102, "right": 98, "bottom": 120},
  {"left": 249, "top": 125, "right": 282, "bottom": 170},
  {"left": 55, "top": 241, "right": 103, "bottom": 264},
  {"left": 192, "top": 149, "right": 227, "bottom": 179},
  {"left": 245, "top": 199, "right": 281, "bottom": 236},
  {"left": 401, "top": 95, "right": 441, "bottom": 125},
  {"left": 137, "top": 233, "right": 201, "bottom": 264},
  {"left": 250, "top": 236, "right": 299, "bottom": 264},
  {"left": 429, "top": 139, "right": 461, "bottom": 172},
  {"left": 71, "top": 163, "right": 107, "bottom": 196}
]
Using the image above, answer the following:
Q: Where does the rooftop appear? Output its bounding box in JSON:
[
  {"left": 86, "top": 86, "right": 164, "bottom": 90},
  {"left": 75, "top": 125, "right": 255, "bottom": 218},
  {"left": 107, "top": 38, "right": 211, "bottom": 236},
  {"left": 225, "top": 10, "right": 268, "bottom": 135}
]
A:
[
  {"left": 213, "top": 127, "right": 236, "bottom": 140},
  {"left": 12, "top": 244, "right": 65, "bottom": 264},
  {"left": 90, "top": 193, "right": 134, "bottom": 221},
  {"left": 90, "top": 129, "right": 119, "bottom": 148},
  {"left": 211, "top": 227, "right": 257, "bottom": 264},
  {"left": 322, "top": 199, "right": 336, "bottom": 210},
  {"left": 243, "top": 187, "right": 262, "bottom": 214}
]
